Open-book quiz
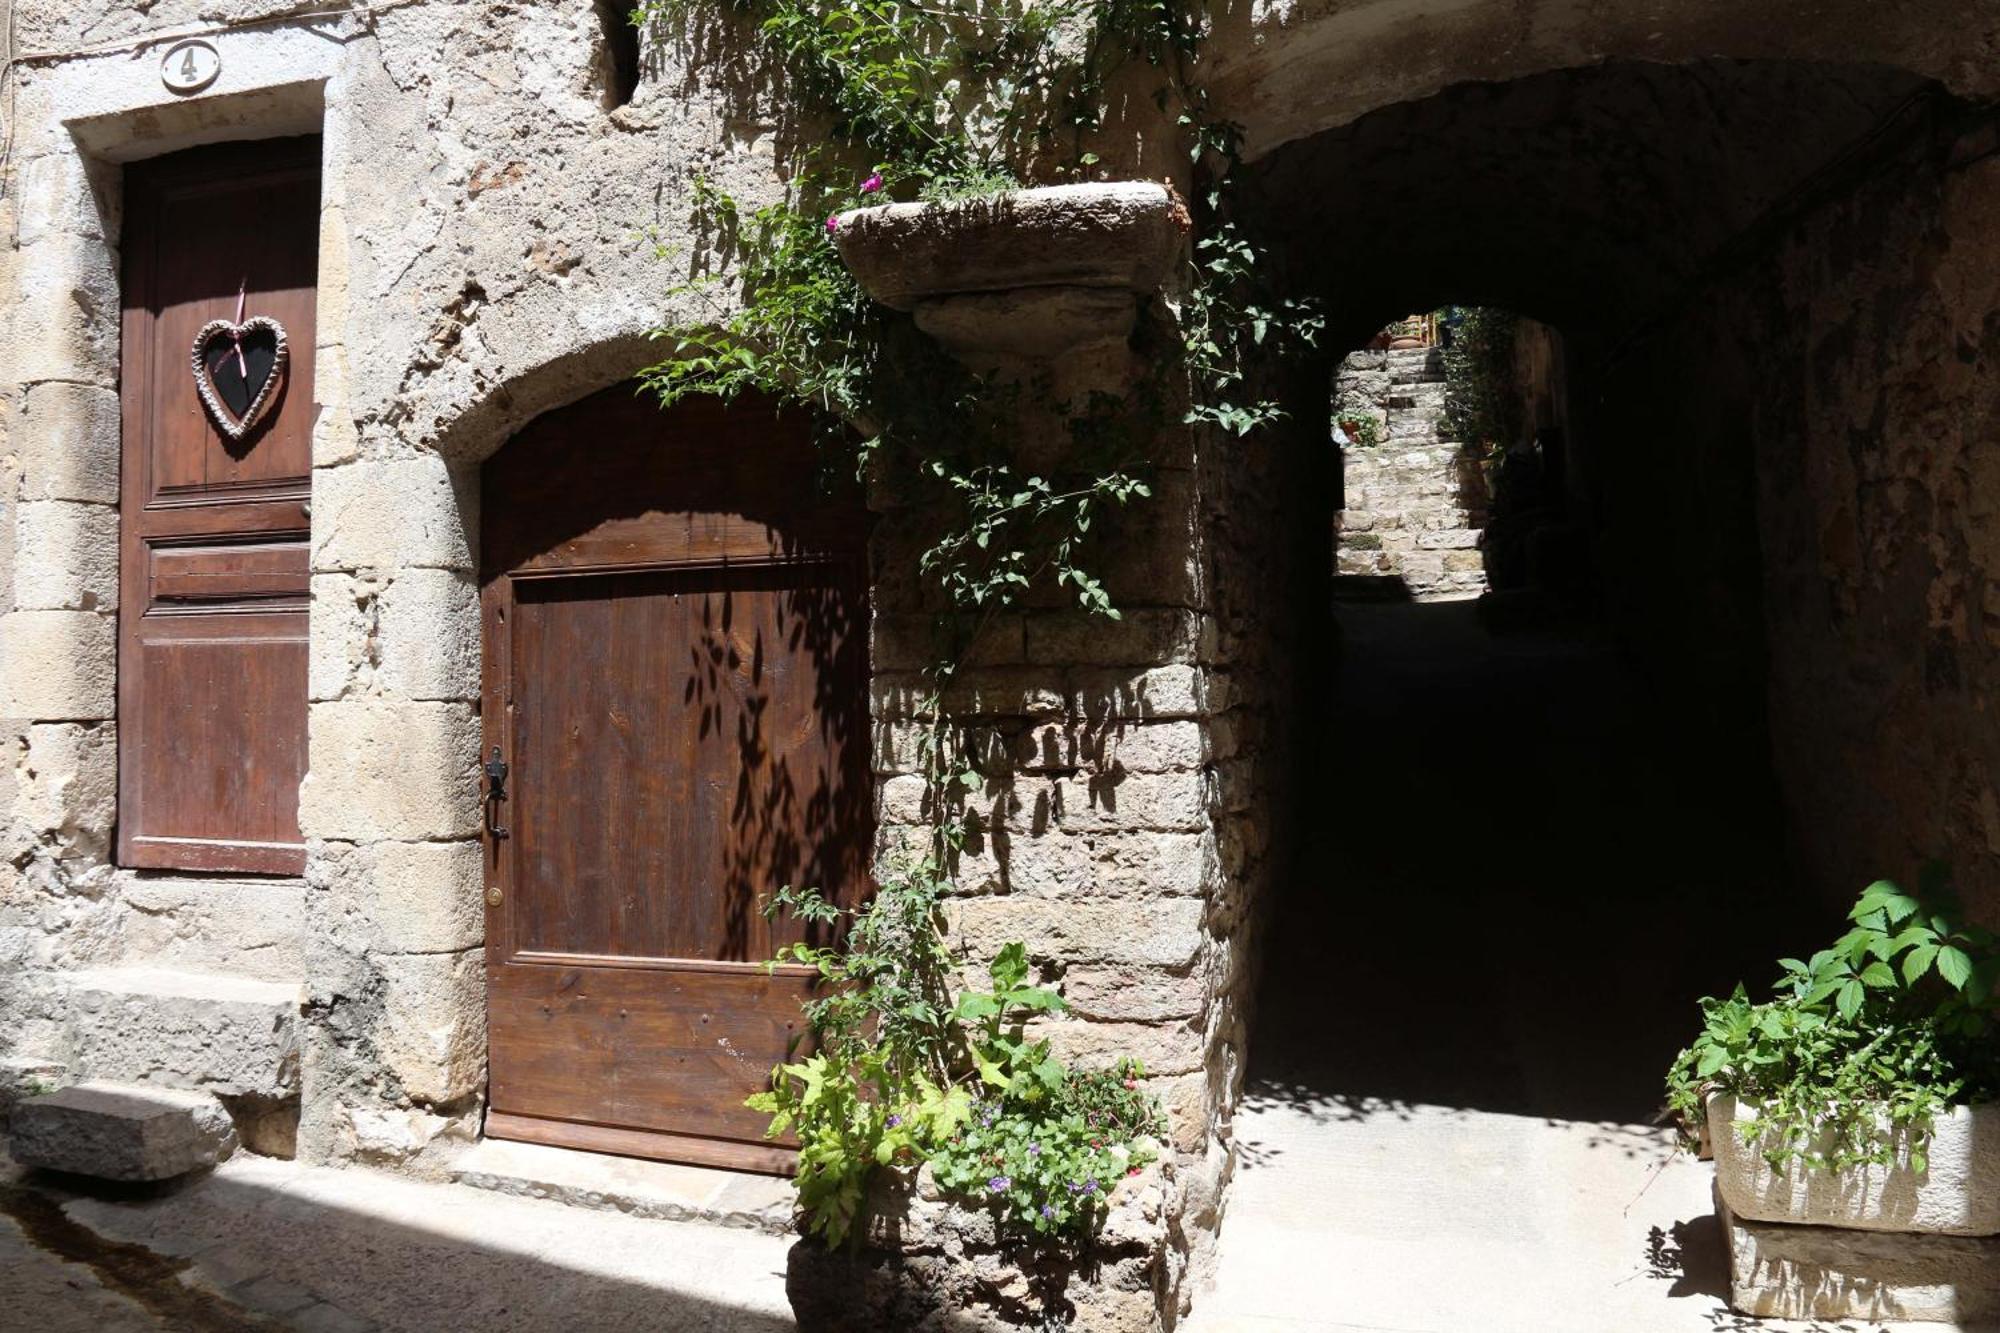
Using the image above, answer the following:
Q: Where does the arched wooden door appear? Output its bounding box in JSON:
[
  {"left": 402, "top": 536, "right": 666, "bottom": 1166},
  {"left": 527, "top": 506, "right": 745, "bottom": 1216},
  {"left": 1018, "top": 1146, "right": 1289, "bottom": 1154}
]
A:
[{"left": 479, "top": 387, "right": 872, "bottom": 1172}]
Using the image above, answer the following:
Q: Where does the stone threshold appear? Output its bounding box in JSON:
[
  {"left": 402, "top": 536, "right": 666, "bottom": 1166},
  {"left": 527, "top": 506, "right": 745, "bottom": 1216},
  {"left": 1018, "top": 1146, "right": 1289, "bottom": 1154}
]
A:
[{"left": 449, "top": 1137, "right": 797, "bottom": 1236}]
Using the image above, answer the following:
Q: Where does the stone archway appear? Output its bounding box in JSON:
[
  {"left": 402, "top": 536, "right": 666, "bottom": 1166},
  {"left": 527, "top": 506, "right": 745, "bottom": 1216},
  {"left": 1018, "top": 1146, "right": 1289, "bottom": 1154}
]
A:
[{"left": 1186, "top": 50, "right": 2000, "bottom": 1328}]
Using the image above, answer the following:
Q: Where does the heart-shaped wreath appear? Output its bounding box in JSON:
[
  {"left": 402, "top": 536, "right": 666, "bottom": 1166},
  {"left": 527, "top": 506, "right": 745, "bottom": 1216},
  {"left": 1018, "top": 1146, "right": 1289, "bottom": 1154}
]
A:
[{"left": 190, "top": 313, "right": 289, "bottom": 441}]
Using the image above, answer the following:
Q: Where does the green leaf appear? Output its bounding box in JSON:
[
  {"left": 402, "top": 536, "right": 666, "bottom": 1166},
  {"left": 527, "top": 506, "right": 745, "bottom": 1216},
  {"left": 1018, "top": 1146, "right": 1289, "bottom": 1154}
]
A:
[
  {"left": 990, "top": 941, "right": 1030, "bottom": 993},
  {"left": 954, "top": 992, "right": 1001, "bottom": 1021},
  {"left": 1902, "top": 943, "right": 1939, "bottom": 984},
  {"left": 1836, "top": 979, "right": 1866, "bottom": 1020},
  {"left": 1859, "top": 961, "right": 1896, "bottom": 988},
  {"left": 1937, "top": 945, "right": 1974, "bottom": 989}
]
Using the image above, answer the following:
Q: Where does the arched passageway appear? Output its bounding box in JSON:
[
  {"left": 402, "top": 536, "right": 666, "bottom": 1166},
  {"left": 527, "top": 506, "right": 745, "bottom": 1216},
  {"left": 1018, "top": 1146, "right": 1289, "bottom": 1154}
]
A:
[{"left": 1199, "top": 57, "right": 2000, "bottom": 1330}]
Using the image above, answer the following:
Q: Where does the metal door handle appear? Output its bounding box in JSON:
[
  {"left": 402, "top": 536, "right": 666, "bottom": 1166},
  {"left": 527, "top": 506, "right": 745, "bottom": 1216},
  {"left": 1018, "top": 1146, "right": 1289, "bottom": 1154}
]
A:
[{"left": 483, "top": 746, "right": 510, "bottom": 839}]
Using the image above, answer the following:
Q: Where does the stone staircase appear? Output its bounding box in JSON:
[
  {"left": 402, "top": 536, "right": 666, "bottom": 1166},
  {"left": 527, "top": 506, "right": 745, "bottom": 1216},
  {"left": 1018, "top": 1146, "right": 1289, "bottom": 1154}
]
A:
[
  {"left": 8, "top": 965, "right": 300, "bottom": 1180},
  {"left": 1335, "top": 347, "right": 1488, "bottom": 602}
]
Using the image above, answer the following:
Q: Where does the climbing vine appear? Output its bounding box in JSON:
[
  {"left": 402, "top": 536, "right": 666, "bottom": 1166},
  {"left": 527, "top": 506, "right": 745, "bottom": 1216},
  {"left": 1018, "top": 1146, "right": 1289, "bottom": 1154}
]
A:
[{"left": 630, "top": 0, "right": 1317, "bottom": 1246}]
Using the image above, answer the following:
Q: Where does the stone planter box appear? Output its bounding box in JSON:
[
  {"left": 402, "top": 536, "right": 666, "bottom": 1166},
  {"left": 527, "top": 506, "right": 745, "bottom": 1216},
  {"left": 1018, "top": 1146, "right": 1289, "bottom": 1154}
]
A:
[
  {"left": 786, "top": 1159, "right": 1178, "bottom": 1332},
  {"left": 1709, "top": 1092, "right": 2000, "bottom": 1236},
  {"left": 831, "top": 182, "right": 1186, "bottom": 312}
]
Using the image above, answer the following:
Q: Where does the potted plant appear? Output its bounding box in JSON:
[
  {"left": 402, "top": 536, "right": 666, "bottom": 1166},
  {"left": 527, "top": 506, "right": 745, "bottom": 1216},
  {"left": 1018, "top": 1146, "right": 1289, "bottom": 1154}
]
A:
[{"left": 1666, "top": 872, "right": 2000, "bottom": 1235}]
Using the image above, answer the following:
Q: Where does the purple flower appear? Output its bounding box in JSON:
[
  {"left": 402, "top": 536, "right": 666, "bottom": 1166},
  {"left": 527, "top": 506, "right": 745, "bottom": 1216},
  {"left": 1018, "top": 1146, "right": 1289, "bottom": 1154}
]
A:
[
  {"left": 886, "top": 1114, "right": 902, "bottom": 1128},
  {"left": 1027, "top": 1142, "right": 1041, "bottom": 1156},
  {"left": 988, "top": 1175, "right": 1011, "bottom": 1192},
  {"left": 860, "top": 172, "right": 885, "bottom": 194},
  {"left": 1041, "top": 1204, "right": 1056, "bottom": 1218},
  {"left": 825, "top": 214, "right": 840, "bottom": 233}
]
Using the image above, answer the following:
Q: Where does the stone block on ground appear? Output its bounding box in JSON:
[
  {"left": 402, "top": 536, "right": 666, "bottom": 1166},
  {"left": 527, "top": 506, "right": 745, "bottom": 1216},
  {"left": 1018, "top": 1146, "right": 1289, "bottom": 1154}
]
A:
[
  {"left": 450, "top": 1138, "right": 796, "bottom": 1234},
  {"left": 64, "top": 967, "right": 301, "bottom": 1099},
  {"left": 1722, "top": 1194, "right": 2000, "bottom": 1323},
  {"left": 10, "top": 1081, "right": 237, "bottom": 1181}
]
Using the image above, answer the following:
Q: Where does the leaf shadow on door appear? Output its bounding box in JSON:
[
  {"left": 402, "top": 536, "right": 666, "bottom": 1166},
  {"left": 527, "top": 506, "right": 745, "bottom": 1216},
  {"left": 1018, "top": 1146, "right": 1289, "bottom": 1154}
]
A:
[{"left": 679, "top": 560, "right": 872, "bottom": 964}]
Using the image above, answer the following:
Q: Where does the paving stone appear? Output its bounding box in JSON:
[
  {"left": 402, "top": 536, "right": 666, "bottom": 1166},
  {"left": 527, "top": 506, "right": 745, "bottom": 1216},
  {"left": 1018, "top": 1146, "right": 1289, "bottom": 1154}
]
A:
[
  {"left": 450, "top": 1137, "right": 796, "bottom": 1235},
  {"left": 10, "top": 1082, "right": 237, "bottom": 1182}
]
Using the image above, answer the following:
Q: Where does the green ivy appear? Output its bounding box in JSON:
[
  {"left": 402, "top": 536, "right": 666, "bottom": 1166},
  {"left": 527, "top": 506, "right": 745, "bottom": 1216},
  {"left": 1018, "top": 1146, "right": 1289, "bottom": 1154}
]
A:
[
  {"left": 630, "top": 1, "right": 1318, "bottom": 1249},
  {"left": 1665, "top": 870, "right": 2000, "bottom": 1174},
  {"left": 1438, "top": 306, "right": 1522, "bottom": 450}
]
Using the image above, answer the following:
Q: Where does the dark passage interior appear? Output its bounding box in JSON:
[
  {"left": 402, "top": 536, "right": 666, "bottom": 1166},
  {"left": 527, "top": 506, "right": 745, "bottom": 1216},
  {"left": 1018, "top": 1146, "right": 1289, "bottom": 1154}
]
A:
[{"left": 1237, "top": 55, "right": 2000, "bottom": 1127}]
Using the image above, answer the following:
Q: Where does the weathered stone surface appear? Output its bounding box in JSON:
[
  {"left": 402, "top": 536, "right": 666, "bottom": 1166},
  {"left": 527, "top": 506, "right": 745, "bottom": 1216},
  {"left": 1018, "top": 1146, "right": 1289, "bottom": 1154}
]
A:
[
  {"left": 12, "top": 721, "right": 115, "bottom": 863},
  {"left": 298, "top": 700, "right": 481, "bottom": 841},
  {"left": 107, "top": 873, "right": 306, "bottom": 981},
  {"left": 834, "top": 182, "right": 1185, "bottom": 311},
  {"left": 11, "top": 1081, "right": 237, "bottom": 1181},
  {"left": 1711, "top": 1094, "right": 2000, "bottom": 1236},
  {"left": 1723, "top": 1194, "right": 2000, "bottom": 1322},
  {"left": 0, "top": 610, "right": 114, "bottom": 719},
  {"left": 311, "top": 457, "right": 473, "bottom": 573},
  {"left": 64, "top": 967, "right": 301, "bottom": 1099},
  {"left": 951, "top": 897, "right": 1205, "bottom": 969},
  {"left": 786, "top": 1161, "right": 1173, "bottom": 1332},
  {"left": 13, "top": 502, "right": 117, "bottom": 611},
  {"left": 373, "top": 948, "right": 484, "bottom": 1105},
  {"left": 307, "top": 839, "right": 484, "bottom": 956},
  {"left": 451, "top": 1137, "right": 796, "bottom": 1235},
  {"left": 16, "top": 381, "right": 119, "bottom": 503}
]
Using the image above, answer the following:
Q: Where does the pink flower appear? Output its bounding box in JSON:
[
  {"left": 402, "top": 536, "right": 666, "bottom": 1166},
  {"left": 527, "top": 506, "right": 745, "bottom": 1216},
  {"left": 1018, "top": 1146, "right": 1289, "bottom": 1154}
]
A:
[
  {"left": 826, "top": 214, "right": 840, "bottom": 233},
  {"left": 860, "top": 172, "right": 884, "bottom": 194}
]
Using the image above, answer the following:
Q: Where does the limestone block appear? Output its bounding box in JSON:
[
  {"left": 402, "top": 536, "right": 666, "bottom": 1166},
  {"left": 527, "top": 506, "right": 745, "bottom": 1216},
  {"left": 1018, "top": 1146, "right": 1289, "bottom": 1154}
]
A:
[
  {"left": 65, "top": 967, "right": 300, "bottom": 1099},
  {"left": 375, "top": 948, "right": 484, "bottom": 1104},
  {"left": 13, "top": 238, "right": 119, "bottom": 386},
  {"left": 1024, "top": 609, "right": 1207, "bottom": 668},
  {"left": 307, "top": 839, "right": 483, "bottom": 955},
  {"left": 948, "top": 829, "right": 1211, "bottom": 900},
  {"left": 949, "top": 896, "right": 1205, "bottom": 969},
  {"left": 1071, "top": 666, "right": 1207, "bottom": 721},
  {"left": 10, "top": 1082, "right": 237, "bottom": 1182},
  {"left": 110, "top": 874, "right": 306, "bottom": 981},
  {"left": 17, "top": 382, "right": 119, "bottom": 503},
  {"left": 299, "top": 699, "right": 480, "bottom": 840},
  {"left": 1088, "top": 720, "right": 1207, "bottom": 773},
  {"left": 1723, "top": 1195, "right": 2000, "bottom": 1323},
  {"left": 13, "top": 721, "right": 115, "bottom": 861},
  {"left": 340, "top": 1104, "right": 476, "bottom": 1169},
  {"left": 375, "top": 568, "right": 480, "bottom": 699},
  {"left": 1032, "top": 1019, "right": 1205, "bottom": 1078},
  {"left": 0, "top": 610, "right": 115, "bottom": 719},
  {"left": 308, "top": 572, "right": 375, "bottom": 702},
  {"left": 1062, "top": 964, "right": 1207, "bottom": 1022},
  {"left": 312, "top": 456, "right": 473, "bottom": 572},
  {"left": 1711, "top": 1093, "right": 2000, "bottom": 1235},
  {"left": 14, "top": 501, "right": 117, "bottom": 610},
  {"left": 13, "top": 151, "right": 109, "bottom": 248},
  {"left": 1008, "top": 772, "right": 1206, "bottom": 833}
]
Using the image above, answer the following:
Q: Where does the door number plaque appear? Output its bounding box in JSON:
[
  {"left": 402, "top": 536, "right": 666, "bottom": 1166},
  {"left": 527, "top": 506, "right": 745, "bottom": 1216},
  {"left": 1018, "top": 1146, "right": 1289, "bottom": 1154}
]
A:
[{"left": 161, "top": 40, "right": 221, "bottom": 95}]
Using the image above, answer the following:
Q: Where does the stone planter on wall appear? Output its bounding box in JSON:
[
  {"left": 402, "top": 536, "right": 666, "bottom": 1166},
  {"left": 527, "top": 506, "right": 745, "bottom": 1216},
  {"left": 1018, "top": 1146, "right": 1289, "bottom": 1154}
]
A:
[
  {"left": 1708, "top": 1093, "right": 2000, "bottom": 1323},
  {"left": 832, "top": 181, "right": 1186, "bottom": 374}
]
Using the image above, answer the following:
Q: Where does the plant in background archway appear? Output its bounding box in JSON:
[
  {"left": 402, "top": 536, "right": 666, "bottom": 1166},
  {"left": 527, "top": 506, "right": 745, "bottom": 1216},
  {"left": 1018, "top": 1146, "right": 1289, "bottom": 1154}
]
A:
[{"left": 629, "top": 0, "right": 1309, "bottom": 1248}]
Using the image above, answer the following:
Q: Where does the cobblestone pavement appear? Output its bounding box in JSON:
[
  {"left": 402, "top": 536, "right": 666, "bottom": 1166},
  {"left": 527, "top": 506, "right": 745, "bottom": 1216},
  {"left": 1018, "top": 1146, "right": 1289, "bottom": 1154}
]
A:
[{"left": 1, "top": 1153, "right": 793, "bottom": 1332}]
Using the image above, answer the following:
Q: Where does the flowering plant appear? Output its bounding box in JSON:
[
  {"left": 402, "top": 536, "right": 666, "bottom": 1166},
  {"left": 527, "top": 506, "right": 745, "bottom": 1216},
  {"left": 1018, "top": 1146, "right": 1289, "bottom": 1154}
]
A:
[{"left": 931, "top": 1061, "right": 1163, "bottom": 1238}]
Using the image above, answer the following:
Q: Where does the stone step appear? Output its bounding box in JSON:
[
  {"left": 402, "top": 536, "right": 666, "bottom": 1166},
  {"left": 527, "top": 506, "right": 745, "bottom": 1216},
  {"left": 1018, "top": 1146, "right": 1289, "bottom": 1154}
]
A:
[
  {"left": 11, "top": 1081, "right": 238, "bottom": 1181},
  {"left": 62, "top": 967, "right": 301, "bottom": 1100},
  {"left": 449, "top": 1137, "right": 797, "bottom": 1235}
]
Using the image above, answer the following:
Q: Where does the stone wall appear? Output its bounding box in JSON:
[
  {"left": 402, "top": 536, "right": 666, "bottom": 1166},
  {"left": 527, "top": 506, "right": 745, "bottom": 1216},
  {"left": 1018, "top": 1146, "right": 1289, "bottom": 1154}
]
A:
[
  {"left": 1575, "top": 107, "right": 2000, "bottom": 929},
  {"left": 1333, "top": 347, "right": 1487, "bottom": 601}
]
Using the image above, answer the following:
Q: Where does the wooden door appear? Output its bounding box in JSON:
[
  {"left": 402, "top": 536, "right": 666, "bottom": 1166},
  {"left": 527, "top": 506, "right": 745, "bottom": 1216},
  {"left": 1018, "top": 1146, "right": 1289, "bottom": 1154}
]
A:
[
  {"left": 480, "top": 387, "right": 873, "bottom": 1172},
  {"left": 118, "top": 138, "right": 319, "bottom": 875}
]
